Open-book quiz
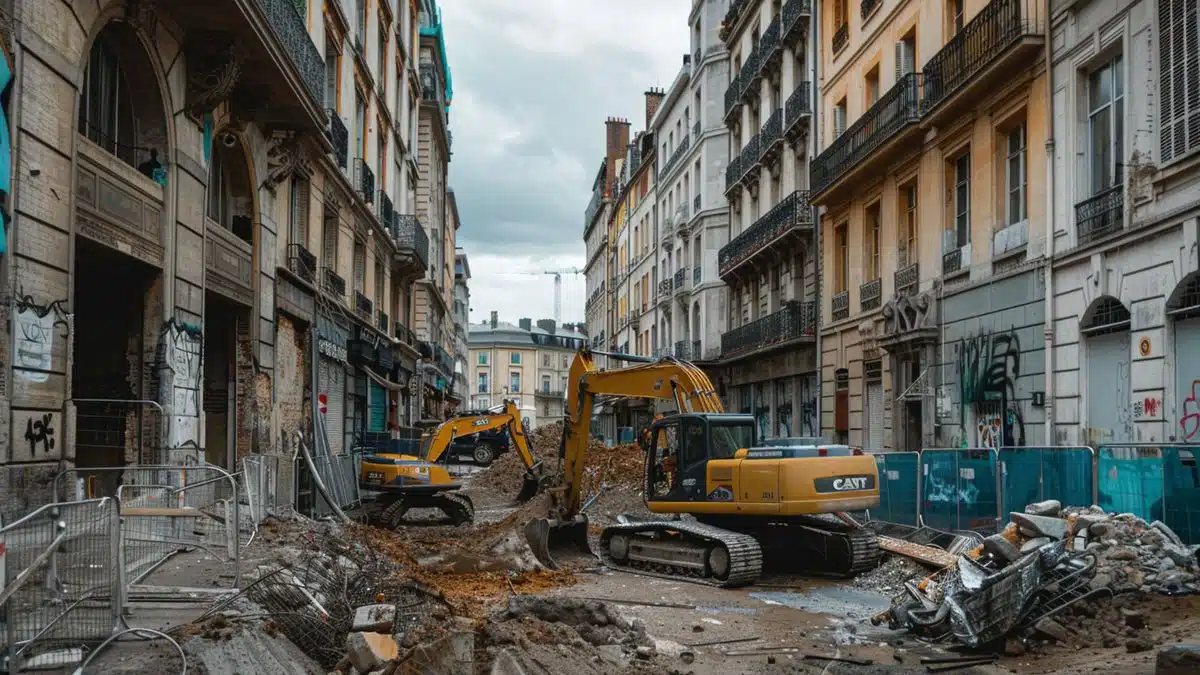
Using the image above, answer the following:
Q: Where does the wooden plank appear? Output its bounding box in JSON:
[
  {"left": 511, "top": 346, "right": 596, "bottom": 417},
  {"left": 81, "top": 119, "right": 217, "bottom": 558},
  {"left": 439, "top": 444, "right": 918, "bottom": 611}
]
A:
[{"left": 877, "top": 535, "right": 958, "bottom": 568}]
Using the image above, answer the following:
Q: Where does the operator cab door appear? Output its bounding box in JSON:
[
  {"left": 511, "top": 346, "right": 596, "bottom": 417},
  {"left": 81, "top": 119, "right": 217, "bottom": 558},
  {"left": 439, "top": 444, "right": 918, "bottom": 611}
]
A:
[{"left": 647, "top": 417, "right": 708, "bottom": 502}]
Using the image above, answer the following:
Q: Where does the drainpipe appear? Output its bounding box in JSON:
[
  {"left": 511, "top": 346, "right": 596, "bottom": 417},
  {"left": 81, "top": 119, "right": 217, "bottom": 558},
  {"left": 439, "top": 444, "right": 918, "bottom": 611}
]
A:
[
  {"left": 811, "top": 6, "right": 823, "bottom": 440},
  {"left": 1042, "top": 0, "right": 1056, "bottom": 445}
]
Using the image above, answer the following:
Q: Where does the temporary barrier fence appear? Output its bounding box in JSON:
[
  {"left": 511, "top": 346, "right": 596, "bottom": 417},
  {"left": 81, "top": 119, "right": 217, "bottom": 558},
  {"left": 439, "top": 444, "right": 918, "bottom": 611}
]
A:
[
  {"left": 53, "top": 464, "right": 241, "bottom": 588},
  {"left": 0, "top": 498, "right": 123, "bottom": 673},
  {"left": 859, "top": 444, "right": 1199, "bottom": 546}
]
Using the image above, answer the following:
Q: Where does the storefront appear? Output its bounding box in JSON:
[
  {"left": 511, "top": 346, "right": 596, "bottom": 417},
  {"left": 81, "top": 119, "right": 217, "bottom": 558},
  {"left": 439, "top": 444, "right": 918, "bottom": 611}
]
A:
[{"left": 315, "top": 311, "right": 349, "bottom": 455}]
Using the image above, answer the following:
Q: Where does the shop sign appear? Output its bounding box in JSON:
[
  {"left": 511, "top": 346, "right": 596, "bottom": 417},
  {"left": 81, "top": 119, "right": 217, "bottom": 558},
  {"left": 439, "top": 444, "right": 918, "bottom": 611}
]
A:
[{"left": 318, "top": 338, "right": 347, "bottom": 363}]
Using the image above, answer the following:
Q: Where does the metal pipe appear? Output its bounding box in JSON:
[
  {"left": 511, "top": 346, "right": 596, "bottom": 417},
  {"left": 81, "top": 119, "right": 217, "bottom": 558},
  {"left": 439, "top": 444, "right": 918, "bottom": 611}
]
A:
[
  {"left": 811, "top": 0, "right": 823, "bottom": 441},
  {"left": 298, "top": 432, "right": 351, "bottom": 523},
  {"left": 1043, "top": 0, "right": 1056, "bottom": 445}
]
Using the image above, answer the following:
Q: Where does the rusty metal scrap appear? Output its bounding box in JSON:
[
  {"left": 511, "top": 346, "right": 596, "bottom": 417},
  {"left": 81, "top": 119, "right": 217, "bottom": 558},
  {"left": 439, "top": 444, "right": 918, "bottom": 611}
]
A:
[{"left": 878, "top": 536, "right": 958, "bottom": 568}]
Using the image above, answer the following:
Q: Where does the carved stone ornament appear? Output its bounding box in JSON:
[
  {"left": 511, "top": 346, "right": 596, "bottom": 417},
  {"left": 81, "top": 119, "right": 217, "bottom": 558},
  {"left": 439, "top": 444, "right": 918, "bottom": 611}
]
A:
[
  {"left": 183, "top": 31, "right": 243, "bottom": 118},
  {"left": 263, "top": 132, "right": 312, "bottom": 192},
  {"left": 121, "top": 0, "right": 160, "bottom": 38},
  {"left": 881, "top": 289, "right": 938, "bottom": 339}
]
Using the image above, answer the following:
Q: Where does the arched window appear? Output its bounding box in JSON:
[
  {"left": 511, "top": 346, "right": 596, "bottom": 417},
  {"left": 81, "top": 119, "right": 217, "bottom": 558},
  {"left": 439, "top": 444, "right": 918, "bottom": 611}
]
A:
[
  {"left": 78, "top": 24, "right": 168, "bottom": 183},
  {"left": 1081, "top": 295, "right": 1132, "bottom": 336}
]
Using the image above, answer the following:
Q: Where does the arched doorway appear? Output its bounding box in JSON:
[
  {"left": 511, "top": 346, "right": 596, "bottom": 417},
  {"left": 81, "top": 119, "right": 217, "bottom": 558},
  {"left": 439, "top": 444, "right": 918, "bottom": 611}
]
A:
[
  {"left": 72, "top": 21, "right": 170, "bottom": 470},
  {"left": 1168, "top": 273, "right": 1200, "bottom": 442},
  {"left": 203, "top": 132, "right": 257, "bottom": 468},
  {"left": 1082, "top": 296, "right": 1133, "bottom": 444}
]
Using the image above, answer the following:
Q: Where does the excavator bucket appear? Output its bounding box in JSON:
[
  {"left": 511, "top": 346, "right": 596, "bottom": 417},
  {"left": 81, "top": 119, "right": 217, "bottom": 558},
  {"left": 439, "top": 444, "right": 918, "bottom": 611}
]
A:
[
  {"left": 516, "top": 470, "right": 542, "bottom": 503},
  {"left": 523, "top": 514, "right": 590, "bottom": 570}
]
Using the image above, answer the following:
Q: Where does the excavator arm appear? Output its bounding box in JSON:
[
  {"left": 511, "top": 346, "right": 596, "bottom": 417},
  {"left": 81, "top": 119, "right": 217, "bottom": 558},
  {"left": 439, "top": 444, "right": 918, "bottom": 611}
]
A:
[
  {"left": 556, "top": 349, "right": 724, "bottom": 518},
  {"left": 419, "top": 400, "right": 543, "bottom": 501}
]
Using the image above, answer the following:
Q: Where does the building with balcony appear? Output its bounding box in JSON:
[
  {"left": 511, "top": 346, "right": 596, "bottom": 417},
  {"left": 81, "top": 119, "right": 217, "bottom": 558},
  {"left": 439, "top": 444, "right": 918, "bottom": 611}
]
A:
[
  {"left": 0, "top": 0, "right": 453, "bottom": 514},
  {"left": 467, "top": 313, "right": 586, "bottom": 428},
  {"left": 410, "top": 0, "right": 459, "bottom": 423},
  {"left": 584, "top": 159, "right": 613, "bottom": 359},
  {"left": 452, "top": 249, "right": 472, "bottom": 404},
  {"left": 717, "top": 0, "right": 821, "bottom": 440},
  {"left": 1047, "top": 0, "right": 1200, "bottom": 446},
  {"left": 653, "top": 2, "right": 736, "bottom": 375},
  {"left": 811, "top": 0, "right": 1049, "bottom": 450}
]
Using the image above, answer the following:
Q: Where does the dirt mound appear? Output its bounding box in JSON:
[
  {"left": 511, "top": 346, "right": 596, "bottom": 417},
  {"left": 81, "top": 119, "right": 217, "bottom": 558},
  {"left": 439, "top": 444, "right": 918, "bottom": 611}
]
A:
[{"left": 581, "top": 442, "right": 644, "bottom": 495}]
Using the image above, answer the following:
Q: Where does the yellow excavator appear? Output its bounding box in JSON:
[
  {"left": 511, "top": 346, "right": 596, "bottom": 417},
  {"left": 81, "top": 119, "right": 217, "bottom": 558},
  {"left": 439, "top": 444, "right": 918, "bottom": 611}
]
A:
[
  {"left": 524, "top": 349, "right": 882, "bottom": 587},
  {"left": 359, "top": 400, "right": 543, "bottom": 527}
]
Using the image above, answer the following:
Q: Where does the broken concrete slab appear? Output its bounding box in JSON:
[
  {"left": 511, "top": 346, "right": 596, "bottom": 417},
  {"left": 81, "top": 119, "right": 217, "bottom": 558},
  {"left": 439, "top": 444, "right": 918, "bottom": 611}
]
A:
[
  {"left": 1024, "top": 500, "right": 1062, "bottom": 517},
  {"left": 983, "top": 533, "right": 1023, "bottom": 563},
  {"left": 1010, "top": 512, "right": 1070, "bottom": 540},
  {"left": 397, "top": 631, "right": 473, "bottom": 675},
  {"left": 489, "top": 649, "right": 528, "bottom": 675},
  {"left": 1156, "top": 644, "right": 1200, "bottom": 675},
  {"left": 346, "top": 631, "right": 399, "bottom": 673},
  {"left": 351, "top": 604, "right": 397, "bottom": 632},
  {"left": 1152, "top": 521, "right": 1185, "bottom": 547},
  {"left": 1034, "top": 618, "right": 1070, "bottom": 643}
]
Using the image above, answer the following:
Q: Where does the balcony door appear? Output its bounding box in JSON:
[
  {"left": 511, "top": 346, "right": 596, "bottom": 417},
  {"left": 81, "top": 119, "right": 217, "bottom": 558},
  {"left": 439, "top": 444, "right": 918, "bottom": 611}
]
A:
[{"left": 1087, "top": 57, "right": 1124, "bottom": 195}]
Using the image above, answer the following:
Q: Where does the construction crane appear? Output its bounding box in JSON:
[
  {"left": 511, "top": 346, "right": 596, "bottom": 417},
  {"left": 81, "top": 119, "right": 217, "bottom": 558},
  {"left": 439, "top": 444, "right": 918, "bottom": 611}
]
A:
[{"left": 504, "top": 267, "right": 583, "bottom": 324}]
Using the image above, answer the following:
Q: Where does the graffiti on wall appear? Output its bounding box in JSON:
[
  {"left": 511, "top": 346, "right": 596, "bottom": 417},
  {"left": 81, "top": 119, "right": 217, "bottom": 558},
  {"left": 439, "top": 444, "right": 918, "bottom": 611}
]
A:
[
  {"left": 13, "top": 295, "right": 69, "bottom": 383},
  {"left": 1181, "top": 380, "right": 1200, "bottom": 441},
  {"left": 956, "top": 328, "right": 1025, "bottom": 447},
  {"left": 158, "top": 319, "right": 203, "bottom": 454}
]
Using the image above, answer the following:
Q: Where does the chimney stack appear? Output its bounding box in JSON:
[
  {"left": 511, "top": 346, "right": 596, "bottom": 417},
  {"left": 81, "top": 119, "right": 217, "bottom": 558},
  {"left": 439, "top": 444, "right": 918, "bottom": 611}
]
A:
[
  {"left": 518, "top": 318, "right": 533, "bottom": 331},
  {"left": 604, "top": 117, "right": 631, "bottom": 197},
  {"left": 489, "top": 311, "right": 498, "bottom": 329},
  {"left": 644, "top": 88, "right": 665, "bottom": 129},
  {"left": 536, "top": 319, "right": 557, "bottom": 334}
]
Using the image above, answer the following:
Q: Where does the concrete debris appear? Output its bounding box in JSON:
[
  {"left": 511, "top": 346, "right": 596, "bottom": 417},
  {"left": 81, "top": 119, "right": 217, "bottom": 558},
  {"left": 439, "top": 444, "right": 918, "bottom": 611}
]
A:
[
  {"left": 352, "top": 604, "right": 398, "bottom": 632},
  {"left": 1156, "top": 644, "right": 1200, "bottom": 675},
  {"left": 853, "top": 555, "right": 930, "bottom": 596},
  {"left": 874, "top": 504, "right": 1198, "bottom": 652},
  {"left": 345, "top": 631, "right": 400, "bottom": 672}
]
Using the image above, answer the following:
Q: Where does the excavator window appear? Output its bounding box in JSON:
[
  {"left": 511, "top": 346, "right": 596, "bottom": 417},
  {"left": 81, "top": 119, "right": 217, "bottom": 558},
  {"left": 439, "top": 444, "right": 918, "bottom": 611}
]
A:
[
  {"left": 710, "top": 420, "right": 755, "bottom": 460},
  {"left": 649, "top": 423, "right": 679, "bottom": 498}
]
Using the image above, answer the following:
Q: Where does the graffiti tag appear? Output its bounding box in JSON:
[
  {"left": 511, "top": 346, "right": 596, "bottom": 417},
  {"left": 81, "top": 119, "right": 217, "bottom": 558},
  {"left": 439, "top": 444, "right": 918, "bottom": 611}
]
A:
[
  {"left": 1181, "top": 380, "right": 1200, "bottom": 441},
  {"left": 957, "top": 329, "right": 1025, "bottom": 447},
  {"left": 24, "top": 413, "right": 55, "bottom": 454}
]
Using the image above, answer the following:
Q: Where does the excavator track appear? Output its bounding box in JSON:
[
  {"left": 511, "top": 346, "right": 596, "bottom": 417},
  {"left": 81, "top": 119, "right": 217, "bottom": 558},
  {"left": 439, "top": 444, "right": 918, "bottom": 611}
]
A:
[
  {"left": 704, "top": 513, "right": 882, "bottom": 578},
  {"left": 435, "top": 492, "right": 475, "bottom": 525},
  {"left": 597, "top": 519, "right": 763, "bottom": 588},
  {"left": 380, "top": 491, "right": 475, "bottom": 528}
]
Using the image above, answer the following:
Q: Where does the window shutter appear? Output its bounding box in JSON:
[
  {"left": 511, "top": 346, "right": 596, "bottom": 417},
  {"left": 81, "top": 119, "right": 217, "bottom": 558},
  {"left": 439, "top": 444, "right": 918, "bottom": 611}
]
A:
[
  {"left": 323, "top": 214, "right": 338, "bottom": 269},
  {"left": 833, "top": 106, "right": 846, "bottom": 137},
  {"left": 294, "top": 178, "right": 310, "bottom": 246},
  {"left": 1158, "top": 0, "right": 1200, "bottom": 163},
  {"left": 895, "top": 41, "right": 914, "bottom": 80}
]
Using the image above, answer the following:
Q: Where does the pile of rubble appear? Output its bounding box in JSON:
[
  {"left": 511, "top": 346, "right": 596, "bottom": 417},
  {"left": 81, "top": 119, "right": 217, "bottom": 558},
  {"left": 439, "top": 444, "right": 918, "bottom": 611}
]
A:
[{"left": 876, "top": 501, "right": 1199, "bottom": 651}]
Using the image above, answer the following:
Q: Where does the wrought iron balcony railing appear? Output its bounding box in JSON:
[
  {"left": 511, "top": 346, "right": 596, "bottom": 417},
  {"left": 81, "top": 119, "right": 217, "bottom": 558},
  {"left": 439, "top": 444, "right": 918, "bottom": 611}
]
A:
[
  {"left": 895, "top": 262, "right": 919, "bottom": 295},
  {"left": 721, "top": 300, "right": 816, "bottom": 357},
  {"left": 673, "top": 267, "right": 689, "bottom": 294},
  {"left": 327, "top": 110, "right": 348, "bottom": 169},
  {"left": 739, "top": 134, "right": 761, "bottom": 182},
  {"left": 718, "top": 190, "right": 812, "bottom": 276},
  {"left": 921, "top": 0, "right": 1038, "bottom": 117},
  {"left": 785, "top": 81, "right": 812, "bottom": 135},
  {"left": 323, "top": 268, "right": 347, "bottom": 297},
  {"left": 260, "top": 0, "right": 326, "bottom": 108},
  {"left": 355, "top": 291, "right": 373, "bottom": 318},
  {"left": 942, "top": 245, "right": 964, "bottom": 275},
  {"left": 832, "top": 23, "right": 849, "bottom": 54},
  {"left": 782, "top": 0, "right": 813, "bottom": 45},
  {"left": 760, "top": 108, "right": 783, "bottom": 160},
  {"left": 831, "top": 290, "right": 850, "bottom": 321},
  {"left": 394, "top": 323, "right": 416, "bottom": 346},
  {"left": 378, "top": 310, "right": 390, "bottom": 334},
  {"left": 658, "top": 278, "right": 673, "bottom": 297},
  {"left": 860, "top": 278, "right": 882, "bottom": 311},
  {"left": 739, "top": 46, "right": 763, "bottom": 101},
  {"left": 724, "top": 71, "right": 743, "bottom": 123},
  {"left": 660, "top": 135, "right": 691, "bottom": 178},
  {"left": 760, "top": 17, "right": 782, "bottom": 72},
  {"left": 725, "top": 155, "right": 742, "bottom": 194},
  {"left": 379, "top": 191, "right": 394, "bottom": 227},
  {"left": 811, "top": 73, "right": 923, "bottom": 196},
  {"left": 354, "top": 158, "right": 375, "bottom": 204},
  {"left": 287, "top": 243, "right": 317, "bottom": 284},
  {"left": 861, "top": 0, "right": 882, "bottom": 20},
  {"left": 1075, "top": 185, "right": 1124, "bottom": 245},
  {"left": 389, "top": 214, "right": 430, "bottom": 269}
]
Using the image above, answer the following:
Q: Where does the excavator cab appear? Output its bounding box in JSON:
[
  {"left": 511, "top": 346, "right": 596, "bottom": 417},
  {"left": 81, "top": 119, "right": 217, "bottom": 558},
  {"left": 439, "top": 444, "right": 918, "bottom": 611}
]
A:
[{"left": 644, "top": 414, "right": 755, "bottom": 502}]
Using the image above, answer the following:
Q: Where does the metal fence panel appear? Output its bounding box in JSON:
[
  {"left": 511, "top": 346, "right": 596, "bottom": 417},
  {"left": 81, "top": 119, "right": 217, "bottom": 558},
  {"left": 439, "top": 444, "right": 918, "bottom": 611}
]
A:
[
  {"left": 1162, "top": 446, "right": 1200, "bottom": 546},
  {"left": 871, "top": 452, "right": 920, "bottom": 526},
  {"left": 998, "top": 446, "right": 1094, "bottom": 515},
  {"left": 1096, "top": 445, "right": 1164, "bottom": 522},
  {"left": 53, "top": 464, "right": 240, "bottom": 588},
  {"left": 920, "top": 448, "right": 999, "bottom": 534},
  {"left": 1, "top": 499, "right": 123, "bottom": 672}
]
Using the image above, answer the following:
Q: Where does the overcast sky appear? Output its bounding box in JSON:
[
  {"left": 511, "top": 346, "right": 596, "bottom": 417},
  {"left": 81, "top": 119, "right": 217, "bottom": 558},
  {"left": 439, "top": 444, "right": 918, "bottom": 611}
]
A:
[{"left": 441, "top": 0, "right": 692, "bottom": 328}]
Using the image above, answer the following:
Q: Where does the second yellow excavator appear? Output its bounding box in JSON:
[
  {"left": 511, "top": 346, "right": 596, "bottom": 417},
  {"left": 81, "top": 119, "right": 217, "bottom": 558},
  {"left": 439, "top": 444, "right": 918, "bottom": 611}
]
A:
[
  {"left": 359, "top": 400, "right": 543, "bottom": 527},
  {"left": 525, "top": 349, "right": 882, "bottom": 587}
]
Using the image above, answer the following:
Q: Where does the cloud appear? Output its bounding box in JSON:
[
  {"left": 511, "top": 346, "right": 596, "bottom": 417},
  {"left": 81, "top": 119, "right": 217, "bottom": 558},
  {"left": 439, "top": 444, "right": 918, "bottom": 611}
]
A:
[{"left": 440, "top": 0, "right": 692, "bottom": 323}]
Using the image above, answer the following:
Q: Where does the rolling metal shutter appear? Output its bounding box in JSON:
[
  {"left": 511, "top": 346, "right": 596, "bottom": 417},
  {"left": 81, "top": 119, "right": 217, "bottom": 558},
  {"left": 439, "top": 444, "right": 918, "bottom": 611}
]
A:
[
  {"left": 368, "top": 380, "right": 387, "bottom": 433},
  {"left": 319, "top": 357, "right": 345, "bottom": 455}
]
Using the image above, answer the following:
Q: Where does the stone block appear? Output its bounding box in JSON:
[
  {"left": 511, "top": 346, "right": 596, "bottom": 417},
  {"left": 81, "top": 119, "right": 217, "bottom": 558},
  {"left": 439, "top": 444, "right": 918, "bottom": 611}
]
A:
[
  {"left": 983, "top": 533, "right": 1023, "bottom": 563},
  {"left": 345, "top": 631, "right": 398, "bottom": 673},
  {"left": 351, "top": 604, "right": 397, "bottom": 632},
  {"left": 1010, "top": 512, "right": 1070, "bottom": 539},
  {"left": 1156, "top": 645, "right": 1200, "bottom": 675},
  {"left": 1024, "top": 500, "right": 1062, "bottom": 517}
]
